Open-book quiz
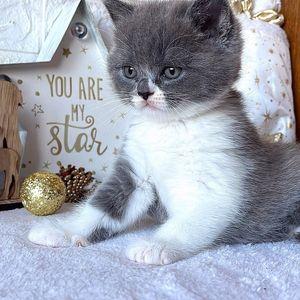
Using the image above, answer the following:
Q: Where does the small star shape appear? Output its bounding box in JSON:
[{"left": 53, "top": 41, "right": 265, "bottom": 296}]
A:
[
  {"left": 89, "top": 158, "right": 93, "bottom": 163},
  {"left": 81, "top": 47, "right": 88, "bottom": 54},
  {"left": 254, "top": 75, "right": 260, "bottom": 86},
  {"left": 269, "top": 49, "right": 274, "bottom": 54},
  {"left": 102, "top": 166, "right": 108, "bottom": 172},
  {"left": 32, "top": 104, "right": 44, "bottom": 117},
  {"left": 35, "top": 124, "right": 40, "bottom": 129},
  {"left": 63, "top": 48, "right": 72, "bottom": 58},
  {"left": 42, "top": 161, "right": 51, "bottom": 169},
  {"left": 37, "top": 75, "right": 42, "bottom": 80},
  {"left": 263, "top": 111, "right": 272, "bottom": 122},
  {"left": 113, "top": 148, "right": 119, "bottom": 156},
  {"left": 88, "top": 65, "right": 92, "bottom": 70},
  {"left": 119, "top": 112, "right": 127, "bottom": 119}
]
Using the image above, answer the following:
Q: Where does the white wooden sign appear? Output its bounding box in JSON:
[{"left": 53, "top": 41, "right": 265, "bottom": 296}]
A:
[{"left": 0, "top": 9, "right": 131, "bottom": 181}]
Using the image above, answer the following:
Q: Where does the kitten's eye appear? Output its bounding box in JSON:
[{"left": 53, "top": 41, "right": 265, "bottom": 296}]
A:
[
  {"left": 163, "top": 67, "right": 182, "bottom": 79},
  {"left": 123, "top": 66, "right": 137, "bottom": 79}
]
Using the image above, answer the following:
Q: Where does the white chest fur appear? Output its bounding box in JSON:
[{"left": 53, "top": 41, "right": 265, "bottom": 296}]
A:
[
  {"left": 123, "top": 112, "right": 245, "bottom": 248},
  {"left": 125, "top": 113, "right": 240, "bottom": 181}
]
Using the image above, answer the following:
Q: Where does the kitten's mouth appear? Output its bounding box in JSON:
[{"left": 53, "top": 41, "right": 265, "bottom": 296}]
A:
[{"left": 145, "top": 102, "right": 159, "bottom": 111}]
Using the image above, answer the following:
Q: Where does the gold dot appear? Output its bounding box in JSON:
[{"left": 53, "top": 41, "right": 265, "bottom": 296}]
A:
[
  {"left": 35, "top": 91, "right": 40, "bottom": 96},
  {"left": 269, "top": 49, "right": 274, "bottom": 54}
]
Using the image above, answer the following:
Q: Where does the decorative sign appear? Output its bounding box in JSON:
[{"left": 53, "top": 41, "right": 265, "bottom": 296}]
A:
[{"left": 0, "top": 13, "right": 131, "bottom": 181}]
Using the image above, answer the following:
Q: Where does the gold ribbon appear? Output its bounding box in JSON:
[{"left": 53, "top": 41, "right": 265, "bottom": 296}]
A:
[{"left": 230, "top": 0, "right": 284, "bottom": 26}]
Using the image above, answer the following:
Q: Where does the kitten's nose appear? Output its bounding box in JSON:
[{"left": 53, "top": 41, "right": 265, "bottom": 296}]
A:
[
  {"left": 138, "top": 91, "right": 154, "bottom": 100},
  {"left": 137, "top": 78, "right": 154, "bottom": 100}
]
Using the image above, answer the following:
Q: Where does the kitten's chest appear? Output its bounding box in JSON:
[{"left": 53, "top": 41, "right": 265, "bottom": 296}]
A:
[{"left": 125, "top": 120, "right": 202, "bottom": 175}]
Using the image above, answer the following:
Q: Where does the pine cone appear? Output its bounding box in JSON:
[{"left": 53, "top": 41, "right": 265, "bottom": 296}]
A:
[{"left": 56, "top": 162, "right": 96, "bottom": 203}]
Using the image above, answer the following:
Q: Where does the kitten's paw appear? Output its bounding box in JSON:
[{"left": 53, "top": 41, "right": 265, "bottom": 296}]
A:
[
  {"left": 28, "top": 224, "right": 71, "bottom": 248},
  {"left": 71, "top": 235, "right": 89, "bottom": 247},
  {"left": 126, "top": 240, "right": 180, "bottom": 265}
]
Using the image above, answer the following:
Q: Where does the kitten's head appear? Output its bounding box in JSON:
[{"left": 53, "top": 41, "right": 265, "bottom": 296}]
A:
[{"left": 104, "top": 0, "right": 242, "bottom": 120}]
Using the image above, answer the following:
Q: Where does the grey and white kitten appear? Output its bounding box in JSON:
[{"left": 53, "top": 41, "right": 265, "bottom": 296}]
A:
[{"left": 28, "top": 0, "right": 300, "bottom": 265}]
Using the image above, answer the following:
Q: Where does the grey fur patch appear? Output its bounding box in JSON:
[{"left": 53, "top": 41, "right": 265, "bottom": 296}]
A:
[
  {"left": 90, "top": 158, "right": 136, "bottom": 220},
  {"left": 87, "top": 228, "right": 114, "bottom": 244},
  {"left": 212, "top": 91, "right": 300, "bottom": 245},
  {"left": 104, "top": 0, "right": 134, "bottom": 23},
  {"left": 147, "top": 188, "right": 168, "bottom": 224}
]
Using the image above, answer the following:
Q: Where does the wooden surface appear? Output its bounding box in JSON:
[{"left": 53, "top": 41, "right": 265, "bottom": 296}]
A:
[
  {"left": 282, "top": 0, "right": 300, "bottom": 139},
  {"left": 0, "top": 80, "right": 22, "bottom": 202}
]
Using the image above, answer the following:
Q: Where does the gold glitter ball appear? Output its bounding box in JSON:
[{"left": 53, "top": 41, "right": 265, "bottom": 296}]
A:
[{"left": 20, "top": 172, "right": 66, "bottom": 216}]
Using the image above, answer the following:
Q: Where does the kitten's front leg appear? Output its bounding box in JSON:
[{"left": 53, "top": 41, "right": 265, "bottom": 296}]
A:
[
  {"left": 28, "top": 158, "right": 154, "bottom": 247},
  {"left": 127, "top": 180, "right": 237, "bottom": 265},
  {"left": 126, "top": 219, "right": 200, "bottom": 265}
]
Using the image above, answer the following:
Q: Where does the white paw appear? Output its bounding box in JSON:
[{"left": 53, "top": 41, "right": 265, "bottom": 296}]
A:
[
  {"left": 126, "top": 240, "right": 179, "bottom": 265},
  {"left": 28, "top": 224, "right": 71, "bottom": 247},
  {"left": 71, "top": 235, "right": 89, "bottom": 247},
  {"left": 28, "top": 223, "right": 89, "bottom": 248}
]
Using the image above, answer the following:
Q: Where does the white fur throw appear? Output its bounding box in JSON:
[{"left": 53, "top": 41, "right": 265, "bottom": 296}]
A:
[{"left": 1, "top": 205, "right": 300, "bottom": 299}]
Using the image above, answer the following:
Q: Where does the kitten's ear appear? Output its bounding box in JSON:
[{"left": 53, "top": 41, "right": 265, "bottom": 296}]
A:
[
  {"left": 189, "top": 0, "right": 234, "bottom": 40},
  {"left": 103, "top": 0, "right": 134, "bottom": 23}
]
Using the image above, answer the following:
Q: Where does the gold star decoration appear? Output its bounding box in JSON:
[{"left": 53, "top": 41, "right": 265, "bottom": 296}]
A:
[
  {"left": 263, "top": 111, "right": 272, "bottom": 122},
  {"left": 35, "top": 91, "right": 40, "bottom": 96},
  {"left": 35, "top": 124, "right": 40, "bottom": 129},
  {"left": 119, "top": 112, "right": 127, "bottom": 119},
  {"left": 32, "top": 104, "right": 44, "bottom": 117},
  {"left": 89, "top": 158, "right": 93, "bottom": 163},
  {"left": 269, "top": 49, "right": 274, "bottom": 54},
  {"left": 254, "top": 75, "right": 260, "bottom": 86},
  {"left": 273, "top": 133, "right": 284, "bottom": 143},
  {"left": 88, "top": 65, "right": 92, "bottom": 70},
  {"left": 42, "top": 161, "right": 51, "bottom": 169},
  {"left": 63, "top": 48, "right": 72, "bottom": 58},
  {"left": 113, "top": 148, "right": 119, "bottom": 156},
  {"left": 81, "top": 47, "right": 88, "bottom": 54},
  {"left": 37, "top": 75, "right": 42, "bottom": 80}
]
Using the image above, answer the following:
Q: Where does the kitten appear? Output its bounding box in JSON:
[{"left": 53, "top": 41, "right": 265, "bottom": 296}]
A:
[{"left": 28, "top": 0, "right": 300, "bottom": 265}]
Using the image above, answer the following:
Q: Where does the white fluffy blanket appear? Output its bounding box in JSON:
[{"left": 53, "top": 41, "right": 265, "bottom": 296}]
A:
[{"left": 1, "top": 205, "right": 300, "bottom": 300}]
